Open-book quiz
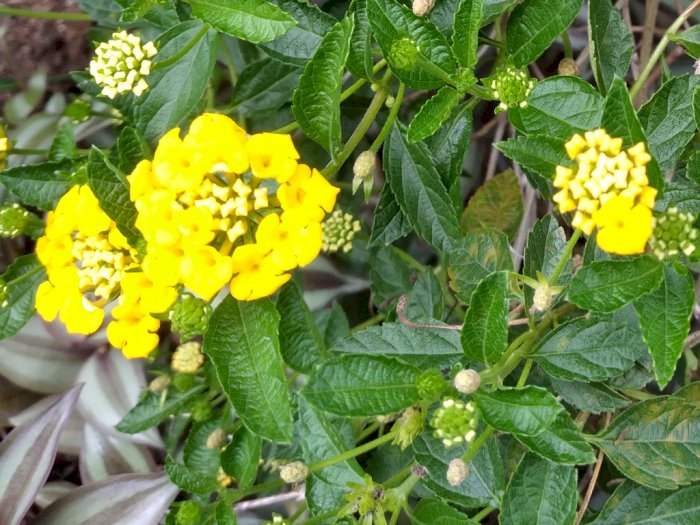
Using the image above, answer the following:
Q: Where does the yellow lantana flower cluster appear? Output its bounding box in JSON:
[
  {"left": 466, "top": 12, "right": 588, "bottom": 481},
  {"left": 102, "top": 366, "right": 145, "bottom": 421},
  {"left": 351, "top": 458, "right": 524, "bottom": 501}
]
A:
[
  {"left": 128, "top": 113, "right": 339, "bottom": 302},
  {"left": 553, "top": 129, "right": 657, "bottom": 255},
  {"left": 35, "top": 185, "right": 176, "bottom": 358}
]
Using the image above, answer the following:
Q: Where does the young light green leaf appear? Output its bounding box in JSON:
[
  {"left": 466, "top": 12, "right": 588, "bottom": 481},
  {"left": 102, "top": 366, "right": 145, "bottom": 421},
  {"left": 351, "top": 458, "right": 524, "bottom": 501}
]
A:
[
  {"left": 523, "top": 216, "right": 571, "bottom": 310},
  {"left": 231, "top": 58, "right": 302, "bottom": 115},
  {"left": 500, "top": 453, "right": 577, "bottom": 525},
  {"left": 165, "top": 456, "right": 218, "bottom": 494},
  {"left": 303, "top": 354, "right": 421, "bottom": 417},
  {"left": 670, "top": 25, "right": 700, "bottom": 59},
  {"left": 203, "top": 296, "right": 293, "bottom": 443},
  {"left": 410, "top": 498, "right": 477, "bottom": 525},
  {"left": 0, "top": 254, "right": 46, "bottom": 341},
  {"left": 292, "top": 16, "right": 354, "bottom": 155},
  {"left": 588, "top": 0, "right": 633, "bottom": 95},
  {"left": 634, "top": 263, "right": 694, "bottom": 388},
  {"left": 0, "top": 159, "right": 77, "bottom": 211},
  {"left": 505, "top": 0, "right": 583, "bottom": 67},
  {"left": 452, "top": 0, "right": 483, "bottom": 69},
  {"left": 567, "top": 255, "right": 664, "bottom": 313},
  {"left": 221, "top": 425, "right": 262, "bottom": 490},
  {"left": 116, "top": 386, "right": 205, "bottom": 434},
  {"left": 48, "top": 124, "right": 77, "bottom": 162},
  {"left": 347, "top": 0, "right": 375, "bottom": 80},
  {"left": 188, "top": 0, "right": 295, "bottom": 43},
  {"left": 473, "top": 386, "right": 564, "bottom": 436},
  {"left": 407, "top": 87, "right": 463, "bottom": 143},
  {"left": 384, "top": 123, "right": 461, "bottom": 252},
  {"left": 461, "top": 169, "right": 523, "bottom": 241},
  {"left": 548, "top": 377, "right": 629, "bottom": 414},
  {"left": 426, "top": 101, "right": 473, "bottom": 189},
  {"left": 514, "top": 412, "right": 596, "bottom": 465},
  {"left": 461, "top": 271, "right": 509, "bottom": 366}
]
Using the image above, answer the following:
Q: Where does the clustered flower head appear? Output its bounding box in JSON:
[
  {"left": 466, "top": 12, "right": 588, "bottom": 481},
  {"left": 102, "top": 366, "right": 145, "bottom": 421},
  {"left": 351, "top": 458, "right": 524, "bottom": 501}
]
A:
[
  {"left": 430, "top": 398, "right": 479, "bottom": 447},
  {"left": 0, "top": 203, "right": 32, "bottom": 237},
  {"left": 322, "top": 210, "right": 361, "bottom": 254},
  {"left": 650, "top": 207, "right": 698, "bottom": 260},
  {"left": 89, "top": 30, "right": 157, "bottom": 99},
  {"left": 489, "top": 64, "right": 535, "bottom": 113},
  {"left": 169, "top": 294, "right": 212, "bottom": 341},
  {"left": 128, "top": 113, "right": 339, "bottom": 302},
  {"left": 391, "top": 406, "right": 424, "bottom": 450},
  {"left": 553, "top": 129, "right": 657, "bottom": 255},
  {"left": 171, "top": 341, "right": 205, "bottom": 374}
]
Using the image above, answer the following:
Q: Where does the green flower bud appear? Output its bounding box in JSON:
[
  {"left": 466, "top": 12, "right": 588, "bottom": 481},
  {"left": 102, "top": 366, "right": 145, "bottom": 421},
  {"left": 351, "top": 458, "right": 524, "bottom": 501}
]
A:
[
  {"left": 0, "top": 204, "right": 32, "bottom": 238},
  {"left": 650, "top": 207, "right": 698, "bottom": 260},
  {"left": 322, "top": 210, "right": 362, "bottom": 254},
  {"left": 391, "top": 406, "right": 424, "bottom": 450},
  {"left": 191, "top": 398, "right": 214, "bottom": 422},
  {"left": 169, "top": 295, "right": 212, "bottom": 342},
  {"left": 430, "top": 398, "right": 479, "bottom": 447},
  {"left": 0, "top": 279, "right": 8, "bottom": 308},
  {"left": 417, "top": 369, "right": 446, "bottom": 400},
  {"left": 64, "top": 99, "right": 93, "bottom": 123},
  {"left": 489, "top": 64, "right": 535, "bottom": 113},
  {"left": 390, "top": 37, "right": 420, "bottom": 70},
  {"left": 171, "top": 372, "right": 196, "bottom": 392},
  {"left": 176, "top": 501, "right": 201, "bottom": 525}
]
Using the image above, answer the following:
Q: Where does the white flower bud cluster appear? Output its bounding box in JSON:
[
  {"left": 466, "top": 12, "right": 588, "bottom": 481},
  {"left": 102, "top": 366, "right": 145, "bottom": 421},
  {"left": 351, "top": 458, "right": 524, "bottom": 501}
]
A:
[
  {"left": 446, "top": 458, "right": 469, "bottom": 486},
  {"left": 453, "top": 369, "right": 481, "bottom": 394},
  {"left": 89, "top": 30, "right": 157, "bottom": 99},
  {"left": 280, "top": 461, "right": 308, "bottom": 483}
]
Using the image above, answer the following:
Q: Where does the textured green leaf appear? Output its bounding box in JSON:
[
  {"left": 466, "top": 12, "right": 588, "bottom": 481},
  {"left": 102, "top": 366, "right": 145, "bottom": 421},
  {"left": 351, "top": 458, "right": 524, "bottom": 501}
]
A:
[
  {"left": 429, "top": 0, "right": 516, "bottom": 34},
  {"left": 590, "top": 482, "right": 700, "bottom": 525},
  {"left": 203, "top": 296, "right": 293, "bottom": 443},
  {"left": 259, "top": 0, "right": 334, "bottom": 65},
  {"left": 670, "top": 25, "right": 700, "bottom": 59},
  {"left": 48, "top": 124, "right": 77, "bottom": 162},
  {"left": 0, "top": 255, "right": 46, "bottom": 341},
  {"left": 472, "top": 386, "right": 565, "bottom": 436},
  {"left": 87, "top": 147, "right": 143, "bottom": 249},
  {"left": 655, "top": 178, "right": 700, "bottom": 214},
  {"left": 514, "top": 412, "right": 596, "bottom": 465},
  {"left": 461, "top": 169, "right": 523, "bottom": 241},
  {"left": 368, "top": 0, "right": 457, "bottom": 89},
  {"left": 277, "top": 281, "right": 327, "bottom": 374},
  {"left": 407, "top": 87, "right": 462, "bottom": 143},
  {"left": 461, "top": 271, "right": 509, "bottom": 367},
  {"left": 426, "top": 101, "right": 472, "bottom": 189},
  {"left": 509, "top": 76, "right": 604, "bottom": 141},
  {"left": 505, "top": 0, "right": 583, "bottom": 67},
  {"left": 114, "top": 127, "right": 151, "bottom": 174},
  {"left": 184, "top": 420, "right": 223, "bottom": 475},
  {"left": 314, "top": 301, "right": 350, "bottom": 349},
  {"left": 369, "top": 245, "right": 414, "bottom": 310},
  {"left": 595, "top": 396, "right": 700, "bottom": 489},
  {"left": 496, "top": 135, "right": 571, "bottom": 181},
  {"left": 452, "top": 0, "right": 482, "bottom": 68},
  {"left": 331, "top": 323, "right": 462, "bottom": 369},
  {"left": 634, "top": 263, "right": 694, "bottom": 388},
  {"left": 548, "top": 378, "right": 630, "bottom": 415},
  {"left": 188, "top": 0, "right": 295, "bottom": 43},
  {"left": 588, "top": 0, "right": 633, "bottom": 95},
  {"left": 221, "top": 425, "right": 261, "bottom": 490},
  {"left": 0, "top": 159, "right": 76, "bottom": 211},
  {"left": 533, "top": 317, "right": 643, "bottom": 382},
  {"left": 303, "top": 354, "right": 421, "bottom": 417},
  {"left": 405, "top": 271, "right": 444, "bottom": 322},
  {"left": 447, "top": 229, "right": 513, "bottom": 304},
  {"left": 347, "top": 0, "right": 375, "bottom": 79},
  {"left": 116, "top": 386, "right": 205, "bottom": 434},
  {"left": 410, "top": 498, "right": 477, "bottom": 525},
  {"left": 165, "top": 456, "right": 217, "bottom": 494},
  {"left": 384, "top": 123, "right": 461, "bottom": 252},
  {"left": 500, "top": 453, "right": 577, "bottom": 525},
  {"left": 523, "top": 216, "right": 571, "bottom": 310},
  {"left": 216, "top": 499, "right": 238, "bottom": 525},
  {"left": 232, "top": 59, "right": 301, "bottom": 115},
  {"left": 292, "top": 17, "right": 353, "bottom": 154},
  {"left": 638, "top": 75, "right": 700, "bottom": 173},
  {"left": 369, "top": 184, "right": 412, "bottom": 246},
  {"left": 567, "top": 256, "right": 664, "bottom": 313}
]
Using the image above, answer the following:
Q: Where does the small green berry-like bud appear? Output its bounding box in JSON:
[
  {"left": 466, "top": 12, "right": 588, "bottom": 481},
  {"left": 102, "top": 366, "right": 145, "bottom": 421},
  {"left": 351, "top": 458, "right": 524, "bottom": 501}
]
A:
[
  {"left": 558, "top": 58, "right": 578, "bottom": 76},
  {"left": 412, "top": 0, "right": 435, "bottom": 16},
  {"left": 0, "top": 279, "right": 8, "bottom": 308},
  {"left": 489, "top": 64, "right": 535, "bottom": 113},
  {"left": 430, "top": 398, "right": 479, "bottom": 447},
  {"left": 446, "top": 458, "right": 469, "bottom": 486},
  {"left": 171, "top": 372, "right": 196, "bottom": 392},
  {"left": 0, "top": 204, "right": 32, "bottom": 238},
  {"left": 169, "top": 294, "right": 212, "bottom": 341},
  {"left": 191, "top": 399, "right": 214, "bottom": 422},
  {"left": 391, "top": 406, "right": 424, "bottom": 450},
  {"left": 280, "top": 461, "right": 308, "bottom": 483},
  {"left": 390, "top": 37, "right": 420, "bottom": 70},
  {"left": 454, "top": 369, "right": 481, "bottom": 394},
  {"left": 417, "top": 369, "right": 446, "bottom": 400},
  {"left": 176, "top": 501, "right": 201, "bottom": 525},
  {"left": 322, "top": 210, "right": 362, "bottom": 254},
  {"left": 650, "top": 208, "right": 698, "bottom": 260},
  {"left": 64, "top": 99, "right": 93, "bottom": 123}
]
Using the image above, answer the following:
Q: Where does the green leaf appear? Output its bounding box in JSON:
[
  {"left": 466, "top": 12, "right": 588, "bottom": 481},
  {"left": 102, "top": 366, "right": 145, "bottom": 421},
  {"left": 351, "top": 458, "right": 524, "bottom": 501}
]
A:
[
  {"left": 505, "top": 0, "right": 583, "bottom": 67},
  {"left": 447, "top": 229, "right": 513, "bottom": 304},
  {"left": 259, "top": 0, "right": 334, "bottom": 65},
  {"left": 514, "top": 412, "right": 596, "bottom": 465},
  {"left": 634, "top": 263, "right": 694, "bottom": 388},
  {"left": 119, "top": 0, "right": 165, "bottom": 23},
  {"left": 116, "top": 386, "right": 206, "bottom": 434},
  {"left": 184, "top": 420, "right": 223, "bottom": 475},
  {"left": 426, "top": 101, "right": 473, "bottom": 189},
  {"left": 231, "top": 58, "right": 301, "bottom": 115},
  {"left": 165, "top": 456, "right": 218, "bottom": 495},
  {"left": 655, "top": 178, "right": 700, "bottom": 214},
  {"left": 472, "top": 386, "right": 564, "bottom": 436},
  {"left": 567, "top": 255, "right": 664, "bottom": 313},
  {"left": 410, "top": 498, "right": 477, "bottom": 525},
  {"left": 277, "top": 281, "right": 327, "bottom": 374},
  {"left": 48, "top": 124, "right": 77, "bottom": 162},
  {"left": 496, "top": 135, "right": 571, "bottom": 182},
  {"left": 0, "top": 254, "right": 46, "bottom": 341},
  {"left": 114, "top": 127, "right": 151, "bottom": 174},
  {"left": 413, "top": 431, "right": 504, "bottom": 508},
  {"left": 638, "top": 75, "right": 700, "bottom": 173},
  {"left": 407, "top": 87, "right": 463, "bottom": 143},
  {"left": 384, "top": 123, "right": 461, "bottom": 252},
  {"left": 87, "top": 147, "right": 143, "bottom": 249},
  {"left": 292, "top": 17, "right": 354, "bottom": 155},
  {"left": 368, "top": 0, "right": 457, "bottom": 89},
  {"left": 347, "top": 0, "right": 375, "bottom": 80},
  {"left": 405, "top": 271, "right": 445, "bottom": 322},
  {"left": 602, "top": 76, "right": 663, "bottom": 189},
  {"left": 670, "top": 25, "right": 700, "bottom": 59},
  {"left": 303, "top": 354, "right": 421, "bottom": 417},
  {"left": 216, "top": 499, "right": 238, "bottom": 525},
  {"left": 369, "top": 245, "right": 414, "bottom": 310},
  {"left": 548, "top": 377, "right": 629, "bottom": 414},
  {"left": 314, "top": 301, "right": 350, "bottom": 349},
  {"left": 589, "top": 481, "right": 700, "bottom": 525},
  {"left": 508, "top": 76, "right": 604, "bottom": 141},
  {"left": 595, "top": 396, "right": 700, "bottom": 489},
  {"left": 134, "top": 21, "right": 218, "bottom": 144},
  {"left": 203, "top": 296, "right": 293, "bottom": 443},
  {"left": 369, "top": 184, "right": 413, "bottom": 246},
  {"left": 461, "top": 169, "right": 523, "bottom": 241},
  {"left": 500, "top": 453, "right": 577, "bottom": 525},
  {"left": 532, "top": 317, "right": 643, "bottom": 382},
  {"left": 221, "top": 425, "right": 262, "bottom": 490},
  {"left": 461, "top": 271, "right": 508, "bottom": 367},
  {"left": 523, "top": 216, "right": 571, "bottom": 310},
  {"left": 0, "top": 159, "right": 77, "bottom": 211},
  {"left": 588, "top": 0, "right": 634, "bottom": 95},
  {"left": 452, "top": 0, "right": 482, "bottom": 69},
  {"left": 331, "top": 323, "right": 463, "bottom": 369},
  {"left": 188, "top": 0, "right": 295, "bottom": 43}
]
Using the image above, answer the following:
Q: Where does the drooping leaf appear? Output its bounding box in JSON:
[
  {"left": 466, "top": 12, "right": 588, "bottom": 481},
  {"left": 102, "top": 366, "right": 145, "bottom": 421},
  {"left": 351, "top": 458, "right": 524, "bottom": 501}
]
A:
[
  {"left": 588, "top": 0, "right": 634, "bottom": 95},
  {"left": 452, "top": 0, "right": 483, "bottom": 69},
  {"left": 0, "top": 254, "right": 46, "bottom": 341},
  {"left": 461, "top": 169, "right": 523, "bottom": 241},
  {"left": 407, "top": 87, "right": 463, "bottom": 143},
  {"left": 221, "top": 425, "right": 262, "bottom": 490},
  {"left": 514, "top": 411, "right": 596, "bottom": 465},
  {"left": 0, "top": 159, "right": 77, "bottom": 210}
]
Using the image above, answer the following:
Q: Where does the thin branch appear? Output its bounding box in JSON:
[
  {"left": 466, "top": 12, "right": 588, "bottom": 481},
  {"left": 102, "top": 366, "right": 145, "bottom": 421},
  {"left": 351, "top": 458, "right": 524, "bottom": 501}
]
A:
[
  {"left": 684, "top": 330, "right": 700, "bottom": 351},
  {"left": 636, "top": 0, "right": 661, "bottom": 104},
  {"left": 575, "top": 414, "right": 611, "bottom": 525}
]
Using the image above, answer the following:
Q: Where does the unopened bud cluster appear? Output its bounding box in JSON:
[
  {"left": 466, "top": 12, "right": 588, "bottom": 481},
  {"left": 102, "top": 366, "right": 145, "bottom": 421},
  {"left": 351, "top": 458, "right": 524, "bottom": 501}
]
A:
[
  {"left": 89, "top": 30, "right": 157, "bottom": 99},
  {"left": 322, "top": 210, "right": 361, "bottom": 254},
  {"left": 0, "top": 204, "right": 32, "bottom": 237},
  {"left": 280, "top": 461, "right": 308, "bottom": 483},
  {"left": 169, "top": 294, "right": 212, "bottom": 341},
  {"left": 352, "top": 150, "right": 376, "bottom": 200},
  {"left": 417, "top": 369, "right": 446, "bottom": 400},
  {"left": 171, "top": 341, "right": 205, "bottom": 374},
  {"left": 430, "top": 398, "right": 478, "bottom": 447},
  {"left": 490, "top": 65, "right": 535, "bottom": 113},
  {"left": 446, "top": 458, "right": 469, "bottom": 486},
  {"left": 412, "top": 0, "right": 435, "bottom": 16},
  {"left": 390, "top": 37, "right": 420, "bottom": 70},
  {"left": 453, "top": 369, "right": 481, "bottom": 394},
  {"left": 392, "top": 406, "right": 424, "bottom": 450},
  {"left": 649, "top": 207, "right": 698, "bottom": 259},
  {"left": 533, "top": 282, "right": 554, "bottom": 311}
]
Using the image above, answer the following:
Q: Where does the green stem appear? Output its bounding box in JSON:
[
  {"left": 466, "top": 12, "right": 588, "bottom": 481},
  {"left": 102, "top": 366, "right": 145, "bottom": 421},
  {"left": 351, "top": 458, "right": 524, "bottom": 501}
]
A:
[
  {"left": 271, "top": 122, "right": 300, "bottom": 134},
  {"left": 630, "top": 0, "right": 700, "bottom": 99},
  {"left": 416, "top": 55, "right": 459, "bottom": 89},
  {"left": 383, "top": 462, "right": 415, "bottom": 488},
  {"left": 0, "top": 5, "right": 91, "bottom": 21},
  {"left": 516, "top": 359, "right": 533, "bottom": 388},
  {"left": 152, "top": 24, "right": 210, "bottom": 71},
  {"left": 471, "top": 506, "right": 496, "bottom": 522},
  {"left": 308, "top": 431, "right": 397, "bottom": 474},
  {"left": 461, "top": 427, "right": 494, "bottom": 465},
  {"left": 356, "top": 421, "right": 381, "bottom": 442},
  {"left": 561, "top": 30, "right": 573, "bottom": 59},
  {"left": 369, "top": 82, "right": 405, "bottom": 153},
  {"left": 388, "top": 507, "right": 401, "bottom": 525},
  {"left": 352, "top": 313, "right": 384, "bottom": 333},
  {"left": 296, "top": 508, "right": 340, "bottom": 525},
  {"left": 550, "top": 228, "right": 581, "bottom": 284}
]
